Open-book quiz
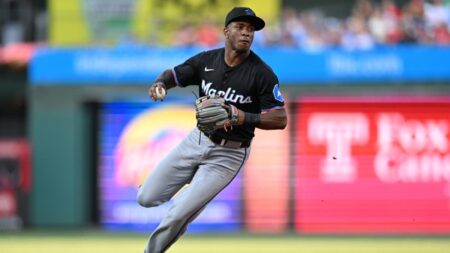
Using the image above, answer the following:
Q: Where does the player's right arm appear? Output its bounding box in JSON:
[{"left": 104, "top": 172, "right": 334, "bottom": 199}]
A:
[
  {"left": 148, "top": 69, "right": 177, "bottom": 101},
  {"left": 149, "top": 52, "right": 202, "bottom": 101}
]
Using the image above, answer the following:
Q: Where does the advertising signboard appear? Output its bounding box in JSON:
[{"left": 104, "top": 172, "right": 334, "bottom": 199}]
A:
[
  {"left": 98, "top": 100, "right": 242, "bottom": 232},
  {"left": 295, "top": 97, "right": 450, "bottom": 233}
]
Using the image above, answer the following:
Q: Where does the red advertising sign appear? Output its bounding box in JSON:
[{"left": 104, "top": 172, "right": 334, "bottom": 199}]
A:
[
  {"left": 244, "top": 128, "right": 290, "bottom": 233},
  {"left": 295, "top": 97, "right": 450, "bottom": 234}
]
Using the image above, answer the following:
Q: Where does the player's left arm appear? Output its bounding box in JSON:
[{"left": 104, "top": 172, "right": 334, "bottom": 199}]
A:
[
  {"left": 258, "top": 108, "right": 287, "bottom": 129},
  {"left": 235, "top": 71, "right": 287, "bottom": 130},
  {"left": 253, "top": 70, "right": 287, "bottom": 130},
  {"left": 235, "top": 106, "right": 286, "bottom": 129}
]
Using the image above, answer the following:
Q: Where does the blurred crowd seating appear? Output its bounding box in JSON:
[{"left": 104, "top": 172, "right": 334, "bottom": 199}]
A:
[
  {"left": 1, "top": 0, "right": 450, "bottom": 51},
  {"left": 172, "top": 0, "right": 450, "bottom": 50}
]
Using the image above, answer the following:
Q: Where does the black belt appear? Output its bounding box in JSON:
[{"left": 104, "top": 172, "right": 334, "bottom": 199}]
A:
[{"left": 208, "top": 134, "right": 251, "bottom": 149}]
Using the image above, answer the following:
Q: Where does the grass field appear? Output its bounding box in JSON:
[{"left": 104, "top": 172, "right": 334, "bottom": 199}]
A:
[{"left": 1, "top": 230, "right": 449, "bottom": 253}]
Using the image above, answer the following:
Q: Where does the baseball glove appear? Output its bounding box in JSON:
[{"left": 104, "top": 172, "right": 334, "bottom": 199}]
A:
[{"left": 195, "top": 95, "right": 239, "bottom": 135}]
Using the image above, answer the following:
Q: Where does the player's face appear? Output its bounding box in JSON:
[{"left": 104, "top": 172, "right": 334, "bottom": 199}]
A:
[{"left": 225, "top": 21, "right": 255, "bottom": 52}]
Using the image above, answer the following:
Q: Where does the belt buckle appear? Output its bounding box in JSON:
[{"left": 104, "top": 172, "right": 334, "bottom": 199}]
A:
[
  {"left": 222, "top": 139, "right": 242, "bottom": 149},
  {"left": 209, "top": 134, "right": 244, "bottom": 149}
]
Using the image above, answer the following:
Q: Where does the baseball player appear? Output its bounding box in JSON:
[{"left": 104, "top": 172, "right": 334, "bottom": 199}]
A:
[{"left": 138, "top": 7, "right": 287, "bottom": 253}]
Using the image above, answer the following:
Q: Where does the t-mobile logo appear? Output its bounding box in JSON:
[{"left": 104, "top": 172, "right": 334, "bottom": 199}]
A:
[{"left": 308, "top": 113, "right": 369, "bottom": 182}]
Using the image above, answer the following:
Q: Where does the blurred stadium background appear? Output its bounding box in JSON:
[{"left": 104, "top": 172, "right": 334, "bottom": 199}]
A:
[{"left": 1, "top": 0, "right": 450, "bottom": 252}]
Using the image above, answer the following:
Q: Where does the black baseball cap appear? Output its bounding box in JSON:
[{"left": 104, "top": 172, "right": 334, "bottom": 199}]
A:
[{"left": 225, "top": 7, "right": 265, "bottom": 31}]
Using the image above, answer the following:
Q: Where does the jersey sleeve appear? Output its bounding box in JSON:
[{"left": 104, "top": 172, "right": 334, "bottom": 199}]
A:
[
  {"left": 171, "top": 51, "right": 203, "bottom": 87},
  {"left": 258, "top": 70, "right": 285, "bottom": 113}
]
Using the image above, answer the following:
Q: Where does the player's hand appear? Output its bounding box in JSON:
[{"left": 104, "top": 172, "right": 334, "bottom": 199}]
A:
[
  {"left": 149, "top": 82, "right": 167, "bottom": 101},
  {"left": 195, "top": 95, "right": 240, "bottom": 134}
]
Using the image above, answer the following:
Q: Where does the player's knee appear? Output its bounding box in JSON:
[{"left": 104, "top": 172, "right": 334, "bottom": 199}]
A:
[
  {"left": 137, "top": 189, "right": 167, "bottom": 208},
  {"left": 138, "top": 195, "right": 161, "bottom": 208}
]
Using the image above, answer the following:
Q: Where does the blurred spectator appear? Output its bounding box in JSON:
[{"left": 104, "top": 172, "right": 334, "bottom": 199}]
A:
[
  {"left": 424, "top": 0, "right": 450, "bottom": 45},
  {"left": 298, "top": 11, "right": 328, "bottom": 51},
  {"left": 380, "top": 0, "right": 404, "bottom": 43},
  {"left": 321, "top": 18, "right": 344, "bottom": 48},
  {"left": 2, "top": 0, "right": 24, "bottom": 45},
  {"left": 424, "top": 0, "right": 450, "bottom": 28},
  {"left": 196, "top": 20, "right": 221, "bottom": 48},
  {"left": 401, "top": 0, "right": 431, "bottom": 43},
  {"left": 278, "top": 7, "right": 300, "bottom": 47},
  {"left": 434, "top": 22, "right": 450, "bottom": 43},
  {"left": 341, "top": 16, "right": 375, "bottom": 50},
  {"left": 369, "top": 6, "right": 387, "bottom": 43},
  {"left": 353, "top": 0, "right": 375, "bottom": 20},
  {"left": 173, "top": 22, "right": 198, "bottom": 48},
  {"left": 382, "top": 0, "right": 403, "bottom": 20}
]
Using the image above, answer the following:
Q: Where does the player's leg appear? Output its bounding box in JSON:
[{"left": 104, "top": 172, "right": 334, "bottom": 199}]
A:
[
  {"left": 144, "top": 145, "right": 249, "bottom": 253},
  {"left": 137, "top": 129, "right": 204, "bottom": 207}
]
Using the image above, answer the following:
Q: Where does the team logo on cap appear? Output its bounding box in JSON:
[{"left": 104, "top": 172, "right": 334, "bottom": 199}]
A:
[{"left": 273, "top": 84, "right": 284, "bottom": 102}]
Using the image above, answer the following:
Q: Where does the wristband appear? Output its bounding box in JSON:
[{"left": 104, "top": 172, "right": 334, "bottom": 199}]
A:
[
  {"left": 154, "top": 70, "right": 173, "bottom": 88},
  {"left": 154, "top": 79, "right": 166, "bottom": 87},
  {"left": 244, "top": 112, "right": 261, "bottom": 127},
  {"left": 229, "top": 104, "right": 239, "bottom": 125}
]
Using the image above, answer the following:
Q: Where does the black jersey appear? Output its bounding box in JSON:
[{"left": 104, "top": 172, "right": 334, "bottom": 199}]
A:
[{"left": 172, "top": 48, "right": 285, "bottom": 142}]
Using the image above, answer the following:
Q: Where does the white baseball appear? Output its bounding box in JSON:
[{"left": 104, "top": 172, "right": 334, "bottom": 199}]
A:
[{"left": 155, "top": 86, "right": 166, "bottom": 100}]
